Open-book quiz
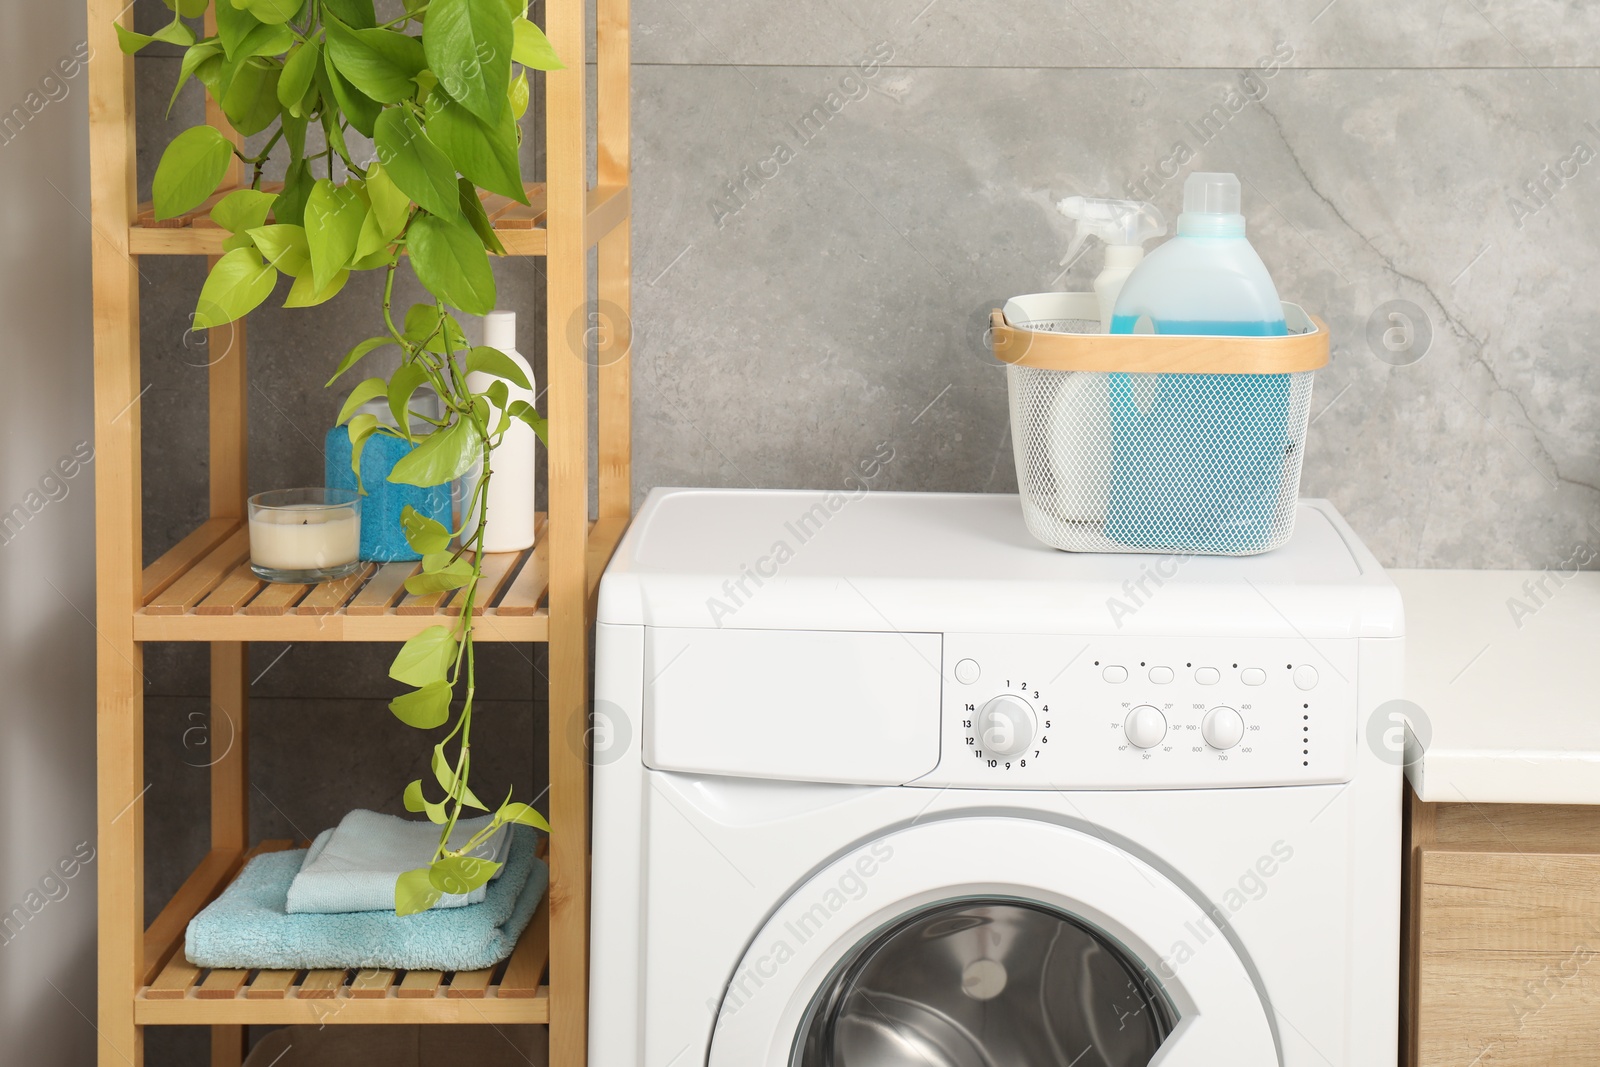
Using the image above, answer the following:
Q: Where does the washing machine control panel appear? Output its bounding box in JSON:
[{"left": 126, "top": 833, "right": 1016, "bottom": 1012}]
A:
[{"left": 917, "top": 633, "right": 1359, "bottom": 790}]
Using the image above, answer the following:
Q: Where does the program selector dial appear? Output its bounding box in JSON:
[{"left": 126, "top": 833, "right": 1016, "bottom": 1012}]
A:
[{"left": 976, "top": 694, "right": 1037, "bottom": 757}]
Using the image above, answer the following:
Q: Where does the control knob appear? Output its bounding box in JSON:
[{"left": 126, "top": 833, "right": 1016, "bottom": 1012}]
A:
[
  {"left": 1123, "top": 705, "right": 1167, "bottom": 749},
  {"left": 976, "top": 694, "right": 1037, "bottom": 757}
]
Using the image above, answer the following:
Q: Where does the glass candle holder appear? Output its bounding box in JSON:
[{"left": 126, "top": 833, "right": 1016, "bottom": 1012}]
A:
[{"left": 248, "top": 488, "right": 362, "bottom": 583}]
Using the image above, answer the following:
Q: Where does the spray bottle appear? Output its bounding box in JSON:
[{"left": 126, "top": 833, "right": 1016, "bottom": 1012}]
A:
[{"left": 1056, "top": 196, "right": 1167, "bottom": 330}]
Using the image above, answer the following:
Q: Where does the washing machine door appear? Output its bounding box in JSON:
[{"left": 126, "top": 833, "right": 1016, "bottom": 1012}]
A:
[{"left": 707, "top": 816, "right": 1278, "bottom": 1067}]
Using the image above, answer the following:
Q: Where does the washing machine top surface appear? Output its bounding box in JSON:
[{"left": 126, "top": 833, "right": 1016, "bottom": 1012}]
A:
[{"left": 598, "top": 489, "right": 1401, "bottom": 639}]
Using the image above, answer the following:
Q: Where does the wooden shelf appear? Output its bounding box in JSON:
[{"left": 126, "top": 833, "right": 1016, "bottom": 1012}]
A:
[
  {"left": 135, "top": 516, "right": 553, "bottom": 642},
  {"left": 128, "top": 182, "right": 630, "bottom": 257},
  {"left": 137, "top": 842, "right": 550, "bottom": 1025}
]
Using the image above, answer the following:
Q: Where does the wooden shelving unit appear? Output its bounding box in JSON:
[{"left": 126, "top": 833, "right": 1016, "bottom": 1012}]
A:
[{"left": 86, "top": 0, "right": 631, "bottom": 1063}]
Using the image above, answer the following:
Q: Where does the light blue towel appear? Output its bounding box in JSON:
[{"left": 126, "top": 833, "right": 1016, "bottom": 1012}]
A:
[
  {"left": 185, "top": 825, "right": 545, "bottom": 972},
  {"left": 287, "top": 809, "right": 512, "bottom": 914}
]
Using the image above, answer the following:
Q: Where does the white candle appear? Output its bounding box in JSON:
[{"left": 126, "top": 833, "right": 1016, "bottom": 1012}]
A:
[{"left": 249, "top": 504, "right": 361, "bottom": 571}]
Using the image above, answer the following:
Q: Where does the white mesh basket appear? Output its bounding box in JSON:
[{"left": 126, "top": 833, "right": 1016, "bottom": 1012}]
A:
[{"left": 993, "top": 293, "right": 1329, "bottom": 556}]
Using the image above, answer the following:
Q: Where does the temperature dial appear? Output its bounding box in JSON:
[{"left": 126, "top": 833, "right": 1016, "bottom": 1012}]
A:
[
  {"left": 976, "top": 694, "right": 1037, "bottom": 757},
  {"left": 1123, "top": 705, "right": 1167, "bottom": 749}
]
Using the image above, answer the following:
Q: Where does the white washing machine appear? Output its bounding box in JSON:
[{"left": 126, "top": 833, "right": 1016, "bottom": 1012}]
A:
[{"left": 591, "top": 489, "right": 1403, "bottom": 1067}]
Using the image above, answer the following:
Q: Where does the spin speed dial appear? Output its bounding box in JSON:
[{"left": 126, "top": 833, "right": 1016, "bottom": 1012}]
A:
[{"left": 975, "top": 694, "right": 1037, "bottom": 757}]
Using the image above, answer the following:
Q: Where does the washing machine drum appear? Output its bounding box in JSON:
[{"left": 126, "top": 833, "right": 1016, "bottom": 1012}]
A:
[{"left": 795, "top": 899, "right": 1174, "bottom": 1067}]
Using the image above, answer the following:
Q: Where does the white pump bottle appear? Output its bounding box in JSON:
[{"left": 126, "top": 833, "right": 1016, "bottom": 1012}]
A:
[{"left": 1056, "top": 196, "right": 1167, "bottom": 330}]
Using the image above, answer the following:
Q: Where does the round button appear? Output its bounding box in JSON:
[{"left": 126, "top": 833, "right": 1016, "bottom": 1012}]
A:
[
  {"left": 976, "top": 694, "right": 1036, "bottom": 757},
  {"left": 954, "top": 658, "right": 981, "bottom": 685},
  {"left": 1293, "top": 664, "right": 1319, "bottom": 691},
  {"left": 1102, "top": 665, "right": 1128, "bottom": 684},
  {"left": 1241, "top": 667, "right": 1267, "bottom": 686},
  {"left": 1149, "top": 666, "right": 1174, "bottom": 684},
  {"left": 1123, "top": 705, "right": 1166, "bottom": 749},
  {"left": 1195, "top": 667, "right": 1220, "bottom": 685},
  {"left": 1202, "top": 706, "right": 1245, "bottom": 750}
]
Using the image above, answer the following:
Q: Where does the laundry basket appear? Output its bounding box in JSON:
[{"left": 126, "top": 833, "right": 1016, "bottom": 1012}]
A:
[{"left": 992, "top": 293, "right": 1329, "bottom": 556}]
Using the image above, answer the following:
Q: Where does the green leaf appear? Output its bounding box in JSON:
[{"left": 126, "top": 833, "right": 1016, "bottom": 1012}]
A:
[
  {"left": 427, "top": 90, "right": 527, "bottom": 205},
  {"left": 327, "top": 336, "right": 395, "bottom": 386},
  {"left": 499, "top": 801, "right": 550, "bottom": 831},
  {"left": 346, "top": 412, "right": 381, "bottom": 489},
  {"left": 466, "top": 345, "right": 531, "bottom": 389},
  {"left": 374, "top": 108, "right": 459, "bottom": 220},
  {"left": 246, "top": 223, "right": 310, "bottom": 276},
  {"left": 282, "top": 109, "right": 309, "bottom": 158},
  {"left": 220, "top": 57, "right": 283, "bottom": 136},
  {"left": 117, "top": 15, "right": 195, "bottom": 55},
  {"left": 211, "top": 189, "right": 278, "bottom": 234},
  {"left": 167, "top": 41, "right": 225, "bottom": 117},
  {"left": 322, "top": 0, "right": 378, "bottom": 29},
  {"left": 425, "top": 0, "right": 513, "bottom": 124},
  {"left": 403, "top": 778, "right": 430, "bottom": 813},
  {"left": 508, "top": 69, "right": 529, "bottom": 120},
  {"left": 152, "top": 126, "right": 234, "bottom": 221},
  {"left": 338, "top": 377, "right": 389, "bottom": 426},
  {"left": 193, "top": 248, "right": 277, "bottom": 328},
  {"left": 222, "top": 231, "right": 256, "bottom": 253},
  {"left": 322, "top": 56, "right": 382, "bottom": 138},
  {"left": 278, "top": 38, "right": 320, "bottom": 112},
  {"left": 274, "top": 158, "right": 314, "bottom": 226},
  {"left": 401, "top": 506, "right": 453, "bottom": 554},
  {"left": 389, "top": 680, "right": 453, "bottom": 729},
  {"left": 283, "top": 267, "right": 349, "bottom": 307},
  {"left": 428, "top": 854, "right": 500, "bottom": 894},
  {"left": 215, "top": 2, "right": 262, "bottom": 58},
  {"left": 365, "top": 161, "right": 412, "bottom": 239},
  {"left": 396, "top": 867, "right": 442, "bottom": 915},
  {"left": 457, "top": 177, "right": 507, "bottom": 254},
  {"left": 403, "top": 304, "right": 466, "bottom": 354},
  {"left": 325, "top": 19, "right": 426, "bottom": 104},
  {"left": 390, "top": 416, "right": 477, "bottom": 487},
  {"left": 305, "top": 180, "right": 367, "bottom": 290},
  {"left": 508, "top": 399, "right": 548, "bottom": 445},
  {"left": 511, "top": 17, "right": 563, "bottom": 70},
  {"left": 404, "top": 556, "right": 473, "bottom": 595},
  {"left": 408, "top": 213, "right": 496, "bottom": 315},
  {"left": 240, "top": 0, "right": 306, "bottom": 26},
  {"left": 432, "top": 744, "right": 488, "bottom": 809},
  {"left": 389, "top": 625, "right": 457, "bottom": 686},
  {"left": 387, "top": 360, "right": 432, "bottom": 438},
  {"left": 227, "top": 18, "right": 294, "bottom": 59}
]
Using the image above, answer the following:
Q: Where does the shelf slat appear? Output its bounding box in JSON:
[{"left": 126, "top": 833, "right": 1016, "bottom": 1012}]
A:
[
  {"left": 245, "top": 970, "right": 298, "bottom": 1000},
  {"left": 349, "top": 969, "right": 396, "bottom": 999},
  {"left": 133, "top": 520, "right": 574, "bottom": 642},
  {"left": 397, "top": 970, "right": 444, "bottom": 999}
]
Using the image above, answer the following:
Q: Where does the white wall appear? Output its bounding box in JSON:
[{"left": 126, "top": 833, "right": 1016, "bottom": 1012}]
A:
[{"left": 0, "top": 2, "right": 99, "bottom": 1064}]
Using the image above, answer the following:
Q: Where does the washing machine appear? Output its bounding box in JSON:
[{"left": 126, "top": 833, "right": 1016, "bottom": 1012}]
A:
[{"left": 591, "top": 489, "right": 1403, "bottom": 1067}]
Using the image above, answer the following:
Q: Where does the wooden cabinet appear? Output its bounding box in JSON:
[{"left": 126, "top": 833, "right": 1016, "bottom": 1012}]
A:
[{"left": 1405, "top": 789, "right": 1600, "bottom": 1065}]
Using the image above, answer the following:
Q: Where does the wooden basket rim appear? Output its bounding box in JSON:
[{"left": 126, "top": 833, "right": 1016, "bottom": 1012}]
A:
[{"left": 991, "top": 299, "right": 1330, "bottom": 374}]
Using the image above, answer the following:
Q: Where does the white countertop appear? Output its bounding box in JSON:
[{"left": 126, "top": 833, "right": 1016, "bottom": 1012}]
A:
[{"left": 1393, "top": 569, "right": 1600, "bottom": 805}]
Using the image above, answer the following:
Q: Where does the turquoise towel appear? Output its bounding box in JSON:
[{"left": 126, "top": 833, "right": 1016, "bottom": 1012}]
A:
[
  {"left": 185, "top": 825, "right": 546, "bottom": 972},
  {"left": 287, "top": 810, "right": 512, "bottom": 914}
]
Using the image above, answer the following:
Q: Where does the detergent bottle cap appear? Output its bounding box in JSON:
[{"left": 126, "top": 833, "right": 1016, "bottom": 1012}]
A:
[
  {"left": 1056, "top": 197, "right": 1167, "bottom": 267},
  {"left": 1178, "top": 172, "right": 1247, "bottom": 236}
]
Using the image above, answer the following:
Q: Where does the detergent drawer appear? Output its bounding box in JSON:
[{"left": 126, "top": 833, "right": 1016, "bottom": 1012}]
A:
[{"left": 642, "top": 626, "right": 943, "bottom": 785}]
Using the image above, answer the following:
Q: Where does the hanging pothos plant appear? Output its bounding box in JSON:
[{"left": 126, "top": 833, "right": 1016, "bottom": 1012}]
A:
[{"left": 120, "top": 0, "right": 561, "bottom": 915}]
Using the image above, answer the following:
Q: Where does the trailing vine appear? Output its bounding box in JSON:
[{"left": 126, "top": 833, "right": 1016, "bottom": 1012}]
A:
[{"left": 121, "top": 0, "right": 559, "bottom": 913}]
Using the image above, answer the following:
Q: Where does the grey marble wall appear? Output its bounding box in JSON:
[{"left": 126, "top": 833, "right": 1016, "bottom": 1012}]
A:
[{"left": 627, "top": 0, "right": 1600, "bottom": 571}]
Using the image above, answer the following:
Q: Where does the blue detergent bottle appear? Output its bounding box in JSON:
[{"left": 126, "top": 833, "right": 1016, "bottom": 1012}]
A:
[
  {"left": 1106, "top": 172, "right": 1294, "bottom": 553},
  {"left": 324, "top": 389, "right": 453, "bottom": 562}
]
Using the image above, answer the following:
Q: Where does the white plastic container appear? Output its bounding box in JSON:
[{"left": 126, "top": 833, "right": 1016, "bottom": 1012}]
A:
[{"left": 462, "top": 310, "right": 538, "bottom": 553}]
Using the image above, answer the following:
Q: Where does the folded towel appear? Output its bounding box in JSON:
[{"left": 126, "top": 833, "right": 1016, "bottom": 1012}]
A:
[
  {"left": 185, "top": 825, "right": 545, "bottom": 972},
  {"left": 287, "top": 809, "right": 512, "bottom": 914}
]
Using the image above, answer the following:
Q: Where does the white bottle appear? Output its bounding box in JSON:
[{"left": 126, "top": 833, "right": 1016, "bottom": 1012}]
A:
[
  {"left": 1045, "top": 196, "right": 1166, "bottom": 525},
  {"left": 462, "top": 310, "right": 537, "bottom": 553},
  {"left": 1056, "top": 196, "right": 1167, "bottom": 330}
]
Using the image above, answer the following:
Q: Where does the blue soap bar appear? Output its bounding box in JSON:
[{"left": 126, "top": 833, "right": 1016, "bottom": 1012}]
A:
[{"left": 324, "top": 426, "right": 453, "bottom": 562}]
